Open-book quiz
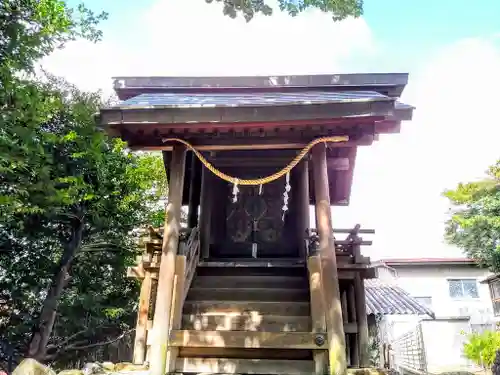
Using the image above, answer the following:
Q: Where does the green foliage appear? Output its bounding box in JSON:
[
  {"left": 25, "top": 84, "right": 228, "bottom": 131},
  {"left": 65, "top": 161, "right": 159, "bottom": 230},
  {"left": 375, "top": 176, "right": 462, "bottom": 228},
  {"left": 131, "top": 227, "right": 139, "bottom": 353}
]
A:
[
  {"left": 0, "top": 0, "right": 107, "bottom": 76},
  {"left": 0, "top": 0, "right": 167, "bottom": 367},
  {"left": 443, "top": 160, "right": 500, "bottom": 271},
  {"left": 0, "top": 74, "right": 166, "bottom": 366},
  {"left": 463, "top": 330, "right": 500, "bottom": 369},
  {"left": 206, "top": 0, "right": 363, "bottom": 22}
]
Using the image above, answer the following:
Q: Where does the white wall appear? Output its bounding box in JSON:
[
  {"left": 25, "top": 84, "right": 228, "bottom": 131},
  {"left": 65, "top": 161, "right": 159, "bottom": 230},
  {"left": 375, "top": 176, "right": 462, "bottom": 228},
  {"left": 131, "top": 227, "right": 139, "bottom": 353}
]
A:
[
  {"left": 387, "top": 265, "right": 494, "bottom": 325},
  {"left": 420, "top": 318, "right": 476, "bottom": 372}
]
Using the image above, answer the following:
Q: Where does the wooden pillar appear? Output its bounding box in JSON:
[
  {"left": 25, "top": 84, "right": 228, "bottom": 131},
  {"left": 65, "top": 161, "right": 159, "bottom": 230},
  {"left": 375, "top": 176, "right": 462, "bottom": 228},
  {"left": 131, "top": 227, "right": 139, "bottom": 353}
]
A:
[
  {"left": 133, "top": 271, "right": 152, "bottom": 364},
  {"left": 354, "top": 273, "right": 370, "bottom": 367},
  {"left": 165, "top": 256, "right": 186, "bottom": 372},
  {"left": 199, "top": 167, "right": 212, "bottom": 259},
  {"left": 347, "top": 282, "right": 359, "bottom": 367},
  {"left": 341, "top": 289, "right": 348, "bottom": 323},
  {"left": 308, "top": 255, "right": 328, "bottom": 374},
  {"left": 149, "top": 145, "right": 186, "bottom": 375},
  {"left": 296, "top": 159, "right": 310, "bottom": 259},
  {"left": 187, "top": 155, "right": 201, "bottom": 228},
  {"left": 312, "top": 143, "right": 347, "bottom": 375}
]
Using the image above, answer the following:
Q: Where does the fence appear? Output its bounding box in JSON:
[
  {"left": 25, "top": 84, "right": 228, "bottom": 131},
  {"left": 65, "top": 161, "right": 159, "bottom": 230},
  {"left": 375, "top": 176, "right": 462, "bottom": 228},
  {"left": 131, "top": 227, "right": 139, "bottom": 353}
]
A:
[
  {"left": 390, "top": 323, "right": 427, "bottom": 374},
  {"left": 388, "top": 317, "right": 488, "bottom": 375}
]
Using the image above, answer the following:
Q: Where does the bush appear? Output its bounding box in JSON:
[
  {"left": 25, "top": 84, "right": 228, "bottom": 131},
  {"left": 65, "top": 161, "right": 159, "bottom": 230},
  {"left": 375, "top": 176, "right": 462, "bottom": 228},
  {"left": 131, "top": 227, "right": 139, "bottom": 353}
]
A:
[{"left": 463, "top": 330, "right": 500, "bottom": 369}]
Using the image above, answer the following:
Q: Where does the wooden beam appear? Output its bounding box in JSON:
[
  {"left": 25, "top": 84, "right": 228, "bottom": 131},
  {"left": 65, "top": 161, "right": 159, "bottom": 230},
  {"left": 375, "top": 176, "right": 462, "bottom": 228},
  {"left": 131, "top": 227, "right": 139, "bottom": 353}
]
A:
[
  {"left": 350, "top": 333, "right": 360, "bottom": 368},
  {"left": 186, "top": 155, "right": 198, "bottom": 228},
  {"left": 354, "top": 273, "right": 370, "bottom": 367},
  {"left": 333, "top": 228, "right": 375, "bottom": 234},
  {"left": 347, "top": 282, "right": 359, "bottom": 368},
  {"left": 131, "top": 140, "right": 367, "bottom": 152},
  {"left": 335, "top": 240, "right": 372, "bottom": 246},
  {"left": 199, "top": 167, "right": 212, "bottom": 260},
  {"left": 149, "top": 144, "right": 186, "bottom": 375},
  {"left": 297, "top": 160, "right": 310, "bottom": 259},
  {"left": 130, "top": 263, "right": 373, "bottom": 280},
  {"left": 207, "top": 157, "right": 348, "bottom": 170},
  {"left": 169, "top": 330, "right": 322, "bottom": 350},
  {"left": 165, "top": 256, "right": 186, "bottom": 372},
  {"left": 341, "top": 290, "right": 348, "bottom": 323},
  {"left": 108, "top": 116, "right": 381, "bottom": 130},
  {"left": 327, "top": 157, "right": 350, "bottom": 171},
  {"left": 174, "top": 357, "right": 314, "bottom": 375},
  {"left": 133, "top": 271, "right": 152, "bottom": 364},
  {"left": 347, "top": 283, "right": 357, "bottom": 324},
  {"left": 312, "top": 143, "right": 347, "bottom": 375},
  {"left": 127, "top": 265, "right": 145, "bottom": 279},
  {"left": 161, "top": 150, "right": 171, "bottom": 184},
  {"left": 308, "top": 255, "right": 328, "bottom": 375},
  {"left": 147, "top": 324, "right": 358, "bottom": 346}
]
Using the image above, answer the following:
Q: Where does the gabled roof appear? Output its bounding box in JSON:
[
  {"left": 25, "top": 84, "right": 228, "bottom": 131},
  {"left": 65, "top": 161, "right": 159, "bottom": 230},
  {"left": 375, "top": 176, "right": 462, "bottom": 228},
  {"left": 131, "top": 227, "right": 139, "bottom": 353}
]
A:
[
  {"left": 112, "top": 73, "right": 410, "bottom": 100},
  {"left": 99, "top": 72, "right": 415, "bottom": 207},
  {"left": 365, "top": 279, "right": 435, "bottom": 317}
]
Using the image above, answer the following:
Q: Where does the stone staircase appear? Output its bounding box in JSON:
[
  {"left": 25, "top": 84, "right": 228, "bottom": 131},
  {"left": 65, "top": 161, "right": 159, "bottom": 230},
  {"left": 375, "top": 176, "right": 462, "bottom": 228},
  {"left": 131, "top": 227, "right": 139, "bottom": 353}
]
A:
[{"left": 171, "top": 258, "right": 316, "bottom": 374}]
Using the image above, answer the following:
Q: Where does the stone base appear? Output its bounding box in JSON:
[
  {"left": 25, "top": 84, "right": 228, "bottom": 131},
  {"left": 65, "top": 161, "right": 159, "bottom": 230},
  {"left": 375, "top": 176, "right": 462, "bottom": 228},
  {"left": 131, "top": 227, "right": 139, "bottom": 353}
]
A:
[{"left": 347, "top": 368, "right": 389, "bottom": 375}]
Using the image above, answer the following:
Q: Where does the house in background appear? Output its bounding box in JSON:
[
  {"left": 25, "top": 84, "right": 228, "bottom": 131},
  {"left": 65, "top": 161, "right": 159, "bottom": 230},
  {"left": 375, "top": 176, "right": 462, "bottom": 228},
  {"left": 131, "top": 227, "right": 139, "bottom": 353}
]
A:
[
  {"left": 374, "top": 258, "right": 494, "bottom": 329},
  {"left": 480, "top": 273, "right": 500, "bottom": 322},
  {"left": 372, "top": 258, "right": 496, "bottom": 374}
]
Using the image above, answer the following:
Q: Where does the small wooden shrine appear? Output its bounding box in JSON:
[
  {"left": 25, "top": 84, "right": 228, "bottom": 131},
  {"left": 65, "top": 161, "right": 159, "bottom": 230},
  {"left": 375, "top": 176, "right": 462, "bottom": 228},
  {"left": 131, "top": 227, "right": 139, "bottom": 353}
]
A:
[{"left": 99, "top": 74, "right": 414, "bottom": 375}]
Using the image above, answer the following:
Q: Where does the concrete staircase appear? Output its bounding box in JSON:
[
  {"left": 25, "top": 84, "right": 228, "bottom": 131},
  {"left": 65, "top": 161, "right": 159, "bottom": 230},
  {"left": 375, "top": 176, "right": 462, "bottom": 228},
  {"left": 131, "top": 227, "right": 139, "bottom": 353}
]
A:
[{"left": 171, "top": 258, "right": 316, "bottom": 374}]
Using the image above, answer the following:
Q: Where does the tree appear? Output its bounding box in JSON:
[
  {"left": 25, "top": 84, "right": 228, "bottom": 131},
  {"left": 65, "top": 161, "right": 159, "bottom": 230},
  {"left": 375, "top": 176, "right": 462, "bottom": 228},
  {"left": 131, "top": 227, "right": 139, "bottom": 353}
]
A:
[
  {"left": 0, "top": 75, "right": 166, "bottom": 366},
  {"left": 444, "top": 161, "right": 500, "bottom": 270},
  {"left": 206, "top": 0, "right": 363, "bottom": 22},
  {"left": 0, "top": 0, "right": 107, "bottom": 77},
  {"left": 0, "top": 1, "right": 167, "bottom": 365}
]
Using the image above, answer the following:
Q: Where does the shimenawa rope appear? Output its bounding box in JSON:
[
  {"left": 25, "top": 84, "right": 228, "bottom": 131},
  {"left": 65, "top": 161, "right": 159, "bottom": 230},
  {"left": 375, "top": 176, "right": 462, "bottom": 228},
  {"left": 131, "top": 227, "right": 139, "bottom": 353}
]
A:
[{"left": 162, "top": 135, "right": 349, "bottom": 186}]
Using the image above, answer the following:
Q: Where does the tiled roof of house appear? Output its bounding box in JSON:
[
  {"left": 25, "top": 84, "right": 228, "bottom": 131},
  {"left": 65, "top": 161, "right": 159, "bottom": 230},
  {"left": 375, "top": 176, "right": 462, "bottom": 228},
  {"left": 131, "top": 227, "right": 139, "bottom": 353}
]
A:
[
  {"left": 365, "top": 279, "right": 434, "bottom": 317},
  {"left": 374, "top": 258, "right": 476, "bottom": 266}
]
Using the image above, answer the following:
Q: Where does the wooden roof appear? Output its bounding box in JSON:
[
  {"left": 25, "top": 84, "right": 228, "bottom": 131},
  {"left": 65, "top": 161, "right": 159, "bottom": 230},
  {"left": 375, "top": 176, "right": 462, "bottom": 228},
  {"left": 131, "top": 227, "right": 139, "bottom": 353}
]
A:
[{"left": 98, "top": 73, "right": 414, "bottom": 206}]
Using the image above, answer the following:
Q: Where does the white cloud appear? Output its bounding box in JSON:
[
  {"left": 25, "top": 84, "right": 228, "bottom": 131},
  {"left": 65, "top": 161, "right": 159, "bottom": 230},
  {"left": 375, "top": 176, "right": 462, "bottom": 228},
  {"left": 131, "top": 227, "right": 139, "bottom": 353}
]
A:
[
  {"left": 40, "top": 0, "right": 376, "bottom": 92},
  {"left": 340, "top": 36, "right": 500, "bottom": 260},
  {"left": 135, "top": 0, "right": 376, "bottom": 76},
  {"left": 39, "top": 1, "right": 500, "bottom": 261}
]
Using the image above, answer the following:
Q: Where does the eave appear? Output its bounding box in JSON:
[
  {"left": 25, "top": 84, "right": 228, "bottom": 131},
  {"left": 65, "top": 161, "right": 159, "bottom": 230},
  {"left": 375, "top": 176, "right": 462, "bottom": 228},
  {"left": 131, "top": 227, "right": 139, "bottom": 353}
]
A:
[{"left": 112, "top": 73, "right": 410, "bottom": 100}]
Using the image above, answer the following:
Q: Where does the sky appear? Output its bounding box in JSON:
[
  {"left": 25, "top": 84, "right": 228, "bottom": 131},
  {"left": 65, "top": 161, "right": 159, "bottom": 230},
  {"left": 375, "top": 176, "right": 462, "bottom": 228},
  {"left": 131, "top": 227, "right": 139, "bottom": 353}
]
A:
[{"left": 40, "top": 0, "right": 500, "bottom": 260}]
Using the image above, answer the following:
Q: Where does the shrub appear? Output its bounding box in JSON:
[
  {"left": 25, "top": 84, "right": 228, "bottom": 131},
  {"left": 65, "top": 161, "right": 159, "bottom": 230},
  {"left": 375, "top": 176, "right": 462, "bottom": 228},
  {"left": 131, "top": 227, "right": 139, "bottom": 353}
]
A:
[{"left": 463, "top": 330, "right": 500, "bottom": 369}]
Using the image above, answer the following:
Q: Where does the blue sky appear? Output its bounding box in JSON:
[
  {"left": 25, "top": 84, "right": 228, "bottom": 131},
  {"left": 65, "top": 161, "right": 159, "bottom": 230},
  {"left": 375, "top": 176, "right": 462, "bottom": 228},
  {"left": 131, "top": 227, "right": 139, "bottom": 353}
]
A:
[
  {"left": 68, "top": 0, "right": 500, "bottom": 72},
  {"left": 43, "top": 0, "right": 500, "bottom": 260}
]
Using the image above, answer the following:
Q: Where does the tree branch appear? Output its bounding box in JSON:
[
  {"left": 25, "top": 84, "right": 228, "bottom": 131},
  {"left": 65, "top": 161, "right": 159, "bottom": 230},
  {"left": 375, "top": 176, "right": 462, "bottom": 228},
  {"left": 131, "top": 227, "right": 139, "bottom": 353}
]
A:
[
  {"left": 63, "top": 329, "right": 135, "bottom": 351},
  {"left": 46, "top": 324, "right": 107, "bottom": 350}
]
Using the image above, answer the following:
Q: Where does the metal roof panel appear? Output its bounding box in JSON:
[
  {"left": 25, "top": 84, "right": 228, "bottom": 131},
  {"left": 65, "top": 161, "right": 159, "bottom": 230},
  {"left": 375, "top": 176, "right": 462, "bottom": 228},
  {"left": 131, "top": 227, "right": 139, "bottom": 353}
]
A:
[{"left": 119, "top": 91, "right": 392, "bottom": 109}]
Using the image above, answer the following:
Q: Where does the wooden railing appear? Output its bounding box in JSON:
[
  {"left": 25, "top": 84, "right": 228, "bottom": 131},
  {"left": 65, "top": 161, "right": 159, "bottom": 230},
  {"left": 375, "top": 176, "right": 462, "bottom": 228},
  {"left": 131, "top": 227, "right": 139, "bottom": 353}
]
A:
[
  {"left": 178, "top": 227, "right": 200, "bottom": 303},
  {"left": 306, "top": 224, "right": 374, "bottom": 264}
]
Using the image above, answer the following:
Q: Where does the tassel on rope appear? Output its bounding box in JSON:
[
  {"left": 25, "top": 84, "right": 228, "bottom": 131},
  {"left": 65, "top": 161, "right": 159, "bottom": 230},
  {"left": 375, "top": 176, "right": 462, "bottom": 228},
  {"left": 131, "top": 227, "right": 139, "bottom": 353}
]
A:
[
  {"left": 258, "top": 184, "right": 263, "bottom": 195},
  {"left": 232, "top": 179, "right": 240, "bottom": 203},
  {"left": 282, "top": 172, "right": 291, "bottom": 221}
]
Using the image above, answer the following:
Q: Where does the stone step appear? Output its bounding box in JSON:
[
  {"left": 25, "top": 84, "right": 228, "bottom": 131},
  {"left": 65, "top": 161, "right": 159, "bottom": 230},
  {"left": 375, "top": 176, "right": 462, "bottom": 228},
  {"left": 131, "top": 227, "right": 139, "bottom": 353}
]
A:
[
  {"left": 186, "top": 287, "right": 310, "bottom": 302},
  {"left": 183, "top": 300, "right": 310, "bottom": 317},
  {"left": 181, "top": 313, "right": 311, "bottom": 332},
  {"left": 196, "top": 262, "right": 307, "bottom": 277},
  {"left": 178, "top": 347, "right": 313, "bottom": 360},
  {"left": 192, "top": 274, "right": 308, "bottom": 289},
  {"left": 174, "top": 357, "right": 315, "bottom": 375}
]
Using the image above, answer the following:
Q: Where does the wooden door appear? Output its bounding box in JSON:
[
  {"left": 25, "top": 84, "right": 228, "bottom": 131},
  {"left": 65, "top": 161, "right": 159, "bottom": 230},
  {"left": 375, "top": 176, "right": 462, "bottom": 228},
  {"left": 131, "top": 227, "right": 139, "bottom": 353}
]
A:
[{"left": 212, "top": 178, "right": 298, "bottom": 259}]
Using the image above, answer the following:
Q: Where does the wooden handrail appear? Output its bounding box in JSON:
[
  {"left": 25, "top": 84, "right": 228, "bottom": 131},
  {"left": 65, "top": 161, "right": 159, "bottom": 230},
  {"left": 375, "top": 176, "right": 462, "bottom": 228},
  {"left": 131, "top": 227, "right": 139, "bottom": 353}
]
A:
[
  {"left": 180, "top": 227, "right": 200, "bottom": 303},
  {"left": 305, "top": 225, "right": 373, "bottom": 263}
]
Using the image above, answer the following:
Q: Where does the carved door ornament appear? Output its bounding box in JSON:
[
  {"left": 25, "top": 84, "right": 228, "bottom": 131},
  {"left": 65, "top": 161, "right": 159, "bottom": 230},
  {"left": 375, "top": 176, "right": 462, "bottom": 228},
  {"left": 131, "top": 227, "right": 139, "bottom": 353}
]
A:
[{"left": 225, "top": 179, "right": 289, "bottom": 258}]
